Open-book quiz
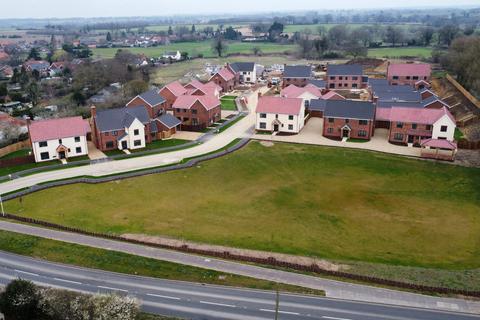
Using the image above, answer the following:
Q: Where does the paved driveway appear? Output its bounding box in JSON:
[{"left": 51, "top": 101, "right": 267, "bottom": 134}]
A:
[
  {"left": 252, "top": 117, "right": 422, "bottom": 157},
  {"left": 87, "top": 141, "right": 107, "bottom": 160}
]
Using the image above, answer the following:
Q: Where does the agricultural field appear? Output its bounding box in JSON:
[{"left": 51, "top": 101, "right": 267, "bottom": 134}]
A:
[
  {"left": 283, "top": 23, "right": 421, "bottom": 34},
  {"left": 95, "top": 23, "right": 247, "bottom": 34},
  {"left": 91, "top": 41, "right": 296, "bottom": 60},
  {"left": 6, "top": 141, "right": 480, "bottom": 276},
  {"left": 367, "top": 46, "right": 433, "bottom": 58}
]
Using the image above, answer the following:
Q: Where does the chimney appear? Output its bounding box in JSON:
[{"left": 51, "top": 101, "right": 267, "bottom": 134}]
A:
[
  {"left": 258, "top": 92, "right": 262, "bottom": 99},
  {"left": 26, "top": 116, "right": 31, "bottom": 126},
  {"left": 90, "top": 105, "right": 97, "bottom": 118}
]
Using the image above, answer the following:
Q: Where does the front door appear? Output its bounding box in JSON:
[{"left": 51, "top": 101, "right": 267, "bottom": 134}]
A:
[
  {"left": 121, "top": 141, "right": 128, "bottom": 150},
  {"left": 342, "top": 129, "right": 350, "bottom": 138},
  {"left": 273, "top": 124, "right": 279, "bottom": 132},
  {"left": 58, "top": 151, "right": 66, "bottom": 159},
  {"left": 408, "top": 135, "right": 415, "bottom": 143}
]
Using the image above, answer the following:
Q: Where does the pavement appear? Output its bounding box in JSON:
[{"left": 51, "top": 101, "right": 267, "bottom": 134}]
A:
[
  {"left": 0, "top": 220, "right": 479, "bottom": 315},
  {"left": 87, "top": 141, "right": 107, "bottom": 160}
]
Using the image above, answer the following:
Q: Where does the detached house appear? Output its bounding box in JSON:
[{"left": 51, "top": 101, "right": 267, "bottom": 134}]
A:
[
  {"left": 282, "top": 65, "right": 313, "bottom": 88},
  {"left": 159, "top": 81, "right": 188, "bottom": 110},
  {"left": 28, "top": 117, "right": 91, "bottom": 162},
  {"left": 227, "top": 62, "right": 257, "bottom": 84},
  {"left": 327, "top": 64, "right": 366, "bottom": 90},
  {"left": 209, "top": 67, "right": 236, "bottom": 92},
  {"left": 173, "top": 95, "right": 221, "bottom": 131},
  {"left": 387, "top": 63, "right": 431, "bottom": 89},
  {"left": 127, "top": 88, "right": 167, "bottom": 118},
  {"left": 323, "top": 100, "right": 376, "bottom": 140},
  {"left": 280, "top": 84, "right": 322, "bottom": 108},
  {"left": 24, "top": 60, "right": 51, "bottom": 76},
  {"left": 255, "top": 96, "right": 305, "bottom": 134},
  {"left": 184, "top": 80, "right": 222, "bottom": 98}
]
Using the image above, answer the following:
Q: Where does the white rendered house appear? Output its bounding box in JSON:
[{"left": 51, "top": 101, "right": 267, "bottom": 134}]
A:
[{"left": 255, "top": 96, "right": 305, "bottom": 133}]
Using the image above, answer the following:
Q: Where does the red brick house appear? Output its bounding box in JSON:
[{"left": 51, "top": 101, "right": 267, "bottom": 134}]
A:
[
  {"left": 282, "top": 65, "right": 313, "bottom": 88},
  {"left": 209, "top": 67, "right": 235, "bottom": 92},
  {"left": 184, "top": 80, "right": 222, "bottom": 98},
  {"left": 159, "top": 81, "right": 188, "bottom": 110},
  {"left": 387, "top": 63, "right": 431, "bottom": 89},
  {"left": 126, "top": 88, "right": 167, "bottom": 119},
  {"left": 326, "top": 64, "right": 366, "bottom": 90},
  {"left": 322, "top": 100, "right": 376, "bottom": 140},
  {"left": 173, "top": 95, "right": 221, "bottom": 131}
]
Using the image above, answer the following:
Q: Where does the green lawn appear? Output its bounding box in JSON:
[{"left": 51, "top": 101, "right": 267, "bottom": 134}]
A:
[
  {"left": 0, "top": 149, "right": 32, "bottom": 160},
  {"left": 130, "top": 139, "right": 190, "bottom": 153},
  {"left": 0, "top": 230, "right": 321, "bottom": 295},
  {"left": 0, "top": 159, "right": 60, "bottom": 177},
  {"left": 367, "top": 47, "right": 433, "bottom": 58},
  {"left": 220, "top": 97, "right": 237, "bottom": 111},
  {"left": 5, "top": 142, "right": 480, "bottom": 272},
  {"left": 92, "top": 41, "right": 296, "bottom": 60}
]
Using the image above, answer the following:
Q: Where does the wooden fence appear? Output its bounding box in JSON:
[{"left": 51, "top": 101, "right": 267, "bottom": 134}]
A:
[
  {"left": 446, "top": 74, "right": 480, "bottom": 110},
  {"left": 0, "top": 140, "right": 30, "bottom": 158},
  {"left": 0, "top": 155, "right": 34, "bottom": 168}
]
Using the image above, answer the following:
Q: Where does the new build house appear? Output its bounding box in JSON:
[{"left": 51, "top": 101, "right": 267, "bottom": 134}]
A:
[
  {"left": 322, "top": 100, "right": 376, "bottom": 140},
  {"left": 209, "top": 68, "right": 236, "bottom": 92},
  {"left": 387, "top": 63, "right": 431, "bottom": 89},
  {"left": 127, "top": 88, "right": 167, "bottom": 118},
  {"left": 280, "top": 84, "right": 322, "bottom": 108},
  {"left": 28, "top": 117, "right": 91, "bottom": 162},
  {"left": 227, "top": 62, "right": 257, "bottom": 84},
  {"left": 255, "top": 96, "right": 305, "bottom": 134},
  {"left": 173, "top": 95, "right": 221, "bottom": 131},
  {"left": 282, "top": 65, "right": 313, "bottom": 88},
  {"left": 159, "top": 81, "right": 188, "bottom": 110},
  {"left": 327, "top": 64, "right": 366, "bottom": 90}
]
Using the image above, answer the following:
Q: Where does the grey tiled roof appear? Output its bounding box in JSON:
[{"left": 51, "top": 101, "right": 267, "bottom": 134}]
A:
[
  {"left": 308, "top": 79, "right": 326, "bottom": 88},
  {"left": 324, "top": 100, "right": 375, "bottom": 120},
  {"left": 157, "top": 113, "right": 181, "bottom": 129},
  {"left": 138, "top": 88, "right": 165, "bottom": 107},
  {"left": 308, "top": 99, "right": 327, "bottom": 112},
  {"left": 327, "top": 64, "right": 363, "bottom": 76},
  {"left": 375, "top": 91, "right": 422, "bottom": 102},
  {"left": 283, "top": 65, "right": 312, "bottom": 78},
  {"left": 95, "top": 106, "right": 150, "bottom": 132},
  {"left": 229, "top": 62, "right": 255, "bottom": 72},
  {"left": 376, "top": 101, "right": 424, "bottom": 109},
  {"left": 150, "top": 121, "right": 158, "bottom": 133}
]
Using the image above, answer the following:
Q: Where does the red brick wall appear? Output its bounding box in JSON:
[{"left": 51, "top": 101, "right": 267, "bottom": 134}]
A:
[
  {"left": 174, "top": 101, "right": 221, "bottom": 131},
  {"left": 323, "top": 117, "right": 374, "bottom": 140},
  {"left": 388, "top": 75, "right": 430, "bottom": 87},
  {"left": 327, "top": 75, "right": 363, "bottom": 89},
  {"left": 127, "top": 97, "right": 167, "bottom": 118},
  {"left": 95, "top": 129, "right": 126, "bottom": 151},
  {"left": 159, "top": 87, "right": 179, "bottom": 111},
  {"left": 424, "top": 100, "right": 445, "bottom": 109},
  {"left": 282, "top": 78, "right": 309, "bottom": 88},
  {"left": 388, "top": 122, "right": 432, "bottom": 145},
  {"left": 211, "top": 74, "right": 234, "bottom": 92}
]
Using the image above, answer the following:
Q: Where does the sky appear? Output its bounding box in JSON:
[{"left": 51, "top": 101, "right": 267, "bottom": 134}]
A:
[{"left": 0, "top": 0, "right": 479, "bottom": 19}]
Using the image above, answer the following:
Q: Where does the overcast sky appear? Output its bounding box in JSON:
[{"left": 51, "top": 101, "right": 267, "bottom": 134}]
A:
[{"left": 1, "top": 0, "right": 478, "bottom": 19}]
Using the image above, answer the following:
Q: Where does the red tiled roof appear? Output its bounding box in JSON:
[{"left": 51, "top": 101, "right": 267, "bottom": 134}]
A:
[
  {"left": 256, "top": 96, "right": 303, "bottom": 115},
  {"left": 389, "top": 106, "right": 455, "bottom": 124},
  {"left": 375, "top": 108, "right": 392, "bottom": 121},
  {"left": 0, "top": 51, "right": 9, "bottom": 60},
  {"left": 321, "top": 91, "right": 346, "bottom": 100},
  {"left": 172, "top": 95, "right": 221, "bottom": 111},
  {"left": 421, "top": 138, "right": 457, "bottom": 150},
  {"left": 28, "top": 116, "right": 91, "bottom": 143},
  {"left": 388, "top": 63, "right": 431, "bottom": 77},
  {"left": 280, "top": 84, "right": 322, "bottom": 99},
  {"left": 185, "top": 80, "right": 221, "bottom": 96},
  {"left": 212, "top": 67, "right": 235, "bottom": 82},
  {"left": 163, "top": 80, "right": 187, "bottom": 97}
]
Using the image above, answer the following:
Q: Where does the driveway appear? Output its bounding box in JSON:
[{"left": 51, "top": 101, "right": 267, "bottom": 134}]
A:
[
  {"left": 252, "top": 117, "right": 422, "bottom": 157},
  {"left": 87, "top": 141, "right": 107, "bottom": 160}
]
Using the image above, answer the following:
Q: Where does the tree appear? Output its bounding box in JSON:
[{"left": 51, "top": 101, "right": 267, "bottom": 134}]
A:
[
  {"left": 180, "top": 51, "right": 189, "bottom": 60},
  {"left": 27, "top": 82, "right": 40, "bottom": 106},
  {"left": 351, "top": 26, "right": 372, "bottom": 47},
  {"left": 0, "top": 82, "right": 7, "bottom": 97},
  {"left": 191, "top": 24, "right": 196, "bottom": 34},
  {"left": 224, "top": 26, "right": 240, "bottom": 40},
  {"left": 27, "top": 47, "right": 41, "bottom": 60},
  {"left": 71, "top": 90, "right": 86, "bottom": 106},
  {"left": 252, "top": 47, "right": 262, "bottom": 56},
  {"left": 385, "top": 26, "right": 404, "bottom": 47},
  {"left": 124, "top": 79, "right": 148, "bottom": 97},
  {"left": 439, "top": 24, "right": 460, "bottom": 46},
  {"left": 327, "top": 25, "right": 349, "bottom": 47},
  {"left": 167, "top": 25, "right": 173, "bottom": 36},
  {"left": 268, "top": 21, "right": 284, "bottom": 41},
  {"left": 419, "top": 26, "right": 435, "bottom": 46},
  {"left": 106, "top": 31, "right": 112, "bottom": 42},
  {"left": 211, "top": 36, "right": 228, "bottom": 57},
  {"left": 0, "top": 279, "right": 42, "bottom": 320},
  {"left": 344, "top": 41, "right": 368, "bottom": 58}
]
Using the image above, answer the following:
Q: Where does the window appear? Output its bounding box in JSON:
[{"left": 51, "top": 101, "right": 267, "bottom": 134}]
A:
[
  {"left": 275, "top": 114, "right": 279, "bottom": 119},
  {"left": 40, "top": 152, "right": 49, "bottom": 160},
  {"left": 58, "top": 139, "right": 62, "bottom": 144},
  {"left": 328, "top": 118, "right": 334, "bottom": 123},
  {"left": 339, "top": 76, "right": 343, "bottom": 80},
  {"left": 424, "top": 76, "right": 427, "bottom": 80},
  {"left": 74, "top": 136, "right": 80, "bottom": 142},
  {"left": 394, "top": 133, "right": 404, "bottom": 140},
  {"left": 426, "top": 125, "right": 432, "bottom": 131},
  {"left": 192, "top": 109, "right": 198, "bottom": 114},
  {"left": 412, "top": 123, "right": 417, "bottom": 129},
  {"left": 345, "top": 119, "right": 349, "bottom": 124},
  {"left": 183, "top": 117, "right": 189, "bottom": 122},
  {"left": 329, "top": 83, "right": 335, "bottom": 89},
  {"left": 338, "top": 83, "right": 343, "bottom": 87},
  {"left": 260, "top": 113, "right": 267, "bottom": 118},
  {"left": 327, "top": 128, "right": 333, "bottom": 133},
  {"left": 358, "top": 130, "right": 367, "bottom": 137},
  {"left": 106, "top": 141, "right": 114, "bottom": 149},
  {"left": 393, "top": 76, "right": 399, "bottom": 80},
  {"left": 259, "top": 122, "right": 266, "bottom": 129},
  {"left": 344, "top": 77, "right": 348, "bottom": 80},
  {"left": 176, "top": 108, "right": 181, "bottom": 113},
  {"left": 406, "top": 76, "right": 411, "bottom": 80},
  {"left": 134, "top": 140, "right": 142, "bottom": 146},
  {"left": 352, "top": 76, "right": 358, "bottom": 80},
  {"left": 112, "top": 131, "right": 117, "bottom": 136},
  {"left": 39, "top": 141, "right": 48, "bottom": 147},
  {"left": 105, "top": 132, "right": 109, "bottom": 137},
  {"left": 288, "top": 115, "right": 294, "bottom": 120},
  {"left": 134, "top": 129, "right": 139, "bottom": 136},
  {"left": 440, "top": 125, "right": 448, "bottom": 132},
  {"left": 329, "top": 76, "right": 335, "bottom": 80},
  {"left": 352, "top": 83, "right": 358, "bottom": 88},
  {"left": 288, "top": 124, "right": 293, "bottom": 130},
  {"left": 76, "top": 147, "right": 82, "bottom": 153},
  {"left": 413, "top": 76, "right": 419, "bottom": 80},
  {"left": 304, "top": 100, "right": 310, "bottom": 107},
  {"left": 396, "top": 122, "right": 404, "bottom": 128},
  {"left": 192, "top": 118, "right": 198, "bottom": 125},
  {"left": 359, "top": 120, "right": 368, "bottom": 125}
]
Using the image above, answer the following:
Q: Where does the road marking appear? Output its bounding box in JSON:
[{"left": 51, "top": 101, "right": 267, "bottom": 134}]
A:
[
  {"left": 147, "top": 293, "right": 181, "bottom": 300},
  {"left": 200, "top": 301, "right": 236, "bottom": 308},
  {"left": 322, "top": 316, "right": 352, "bottom": 320},
  {"left": 14, "top": 270, "right": 39, "bottom": 277},
  {"left": 54, "top": 278, "right": 82, "bottom": 285},
  {"left": 97, "top": 285, "right": 128, "bottom": 292},
  {"left": 260, "top": 309, "right": 300, "bottom": 315}
]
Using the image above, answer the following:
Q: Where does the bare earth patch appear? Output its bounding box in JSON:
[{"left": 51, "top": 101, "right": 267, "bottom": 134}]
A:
[
  {"left": 260, "top": 141, "right": 274, "bottom": 147},
  {"left": 121, "top": 233, "right": 344, "bottom": 272}
]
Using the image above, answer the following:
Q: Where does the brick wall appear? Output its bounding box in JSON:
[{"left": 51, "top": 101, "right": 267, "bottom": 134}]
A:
[
  {"left": 174, "top": 102, "right": 221, "bottom": 131},
  {"left": 323, "top": 117, "right": 374, "bottom": 140},
  {"left": 388, "top": 122, "right": 432, "bottom": 145},
  {"left": 327, "top": 75, "right": 363, "bottom": 90},
  {"left": 282, "top": 78, "right": 309, "bottom": 88}
]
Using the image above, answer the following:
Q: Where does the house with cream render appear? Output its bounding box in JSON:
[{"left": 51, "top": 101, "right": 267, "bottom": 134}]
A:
[
  {"left": 28, "top": 117, "right": 91, "bottom": 162},
  {"left": 255, "top": 96, "right": 305, "bottom": 133}
]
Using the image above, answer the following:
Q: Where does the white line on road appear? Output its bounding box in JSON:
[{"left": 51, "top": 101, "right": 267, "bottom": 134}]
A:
[
  {"left": 147, "top": 293, "right": 181, "bottom": 300},
  {"left": 322, "top": 316, "right": 352, "bottom": 320},
  {"left": 97, "top": 285, "right": 128, "bottom": 292},
  {"left": 260, "top": 308, "right": 300, "bottom": 315},
  {"left": 53, "top": 278, "right": 82, "bottom": 285},
  {"left": 14, "top": 270, "right": 39, "bottom": 277},
  {"left": 200, "top": 301, "right": 236, "bottom": 308}
]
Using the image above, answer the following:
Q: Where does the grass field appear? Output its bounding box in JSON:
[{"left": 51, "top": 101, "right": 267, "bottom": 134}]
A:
[
  {"left": 91, "top": 41, "right": 296, "bottom": 60},
  {"left": 220, "top": 96, "right": 237, "bottom": 111},
  {"left": 5, "top": 142, "right": 480, "bottom": 273},
  {"left": 284, "top": 23, "right": 421, "bottom": 34},
  {"left": 0, "top": 230, "right": 321, "bottom": 295},
  {"left": 367, "top": 47, "right": 433, "bottom": 58}
]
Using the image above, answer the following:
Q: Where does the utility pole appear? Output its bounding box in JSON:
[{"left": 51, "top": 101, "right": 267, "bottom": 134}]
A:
[
  {"left": 0, "top": 195, "right": 4, "bottom": 217},
  {"left": 274, "top": 288, "right": 280, "bottom": 320}
]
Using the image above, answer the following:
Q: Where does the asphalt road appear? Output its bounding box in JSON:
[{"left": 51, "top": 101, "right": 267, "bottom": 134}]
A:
[{"left": 0, "top": 251, "right": 479, "bottom": 320}]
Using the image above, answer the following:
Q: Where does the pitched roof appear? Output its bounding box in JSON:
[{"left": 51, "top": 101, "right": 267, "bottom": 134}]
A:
[
  {"left": 157, "top": 113, "right": 182, "bottom": 129},
  {"left": 322, "top": 91, "right": 346, "bottom": 100},
  {"left": 212, "top": 67, "right": 235, "bottom": 82},
  {"left": 368, "top": 78, "right": 389, "bottom": 87},
  {"left": 387, "top": 63, "right": 431, "bottom": 77},
  {"left": 308, "top": 99, "right": 327, "bottom": 112},
  {"left": 375, "top": 90, "right": 422, "bottom": 102},
  {"left": 161, "top": 80, "right": 187, "bottom": 97},
  {"left": 29, "top": 116, "right": 91, "bottom": 143},
  {"left": 172, "top": 95, "right": 221, "bottom": 111},
  {"left": 327, "top": 64, "right": 363, "bottom": 76},
  {"left": 388, "top": 106, "right": 455, "bottom": 124},
  {"left": 185, "top": 80, "right": 221, "bottom": 95},
  {"left": 307, "top": 79, "right": 326, "bottom": 89},
  {"left": 376, "top": 101, "right": 424, "bottom": 109},
  {"left": 283, "top": 65, "right": 312, "bottom": 78},
  {"left": 421, "top": 138, "right": 457, "bottom": 149},
  {"left": 421, "top": 95, "right": 449, "bottom": 108},
  {"left": 256, "top": 96, "right": 303, "bottom": 115},
  {"left": 324, "top": 100, "right": 375, "bottom": 120},
  {"left": 95, "top": 106, "right": 149, "bottom": 132},
  {"left": 136, "top": 88, "right": 165, "bottom": 107},
  {"left": 280, "top": 84, "right": 322, "bottom": 99},
  {"left": 229, "top": 62, "right": 255, "bottom": 72}
]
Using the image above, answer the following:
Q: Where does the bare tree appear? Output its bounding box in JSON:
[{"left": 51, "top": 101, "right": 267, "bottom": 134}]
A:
[{"left": 211, "top": 36, "right": 228, "bottom": 57}]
